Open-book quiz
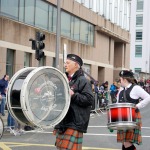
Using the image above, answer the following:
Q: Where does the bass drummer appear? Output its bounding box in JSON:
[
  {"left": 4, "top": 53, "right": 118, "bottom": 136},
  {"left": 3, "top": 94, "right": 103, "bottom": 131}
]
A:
[
  {"left": 116, "top": 70, "right": 150, "bottom": 150},
  {"left": 53, "top": 54, "right": 94, "bottom": 150}
]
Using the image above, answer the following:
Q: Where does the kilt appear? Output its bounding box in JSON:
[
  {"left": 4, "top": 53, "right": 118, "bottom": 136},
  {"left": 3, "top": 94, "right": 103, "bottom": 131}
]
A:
[
  {"left": 53, "top": 128, "right": 83, "bottom": 150},
  {"left": 117, "top": 111, "right": 142, "bottom": 145}
]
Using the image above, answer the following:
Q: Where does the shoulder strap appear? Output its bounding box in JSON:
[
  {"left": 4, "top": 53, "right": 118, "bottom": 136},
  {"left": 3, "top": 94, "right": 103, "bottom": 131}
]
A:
[{"left": 123, "top": 88, "right": 127, "bottom": 102}]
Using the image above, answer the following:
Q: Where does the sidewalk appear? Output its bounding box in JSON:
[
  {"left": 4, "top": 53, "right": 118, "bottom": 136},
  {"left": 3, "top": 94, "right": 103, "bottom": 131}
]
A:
[
  {"left": 0, "top": 110, "right": 8, "bottom": 126},
  {"left": 1, "top": 110, "right": 32, "bottom": 136},
  {"left": 0, "top": 110, "right": 22, "bottom": 136}
]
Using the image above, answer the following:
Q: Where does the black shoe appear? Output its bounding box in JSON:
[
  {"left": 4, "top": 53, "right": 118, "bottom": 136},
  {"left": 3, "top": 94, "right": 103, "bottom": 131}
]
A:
[
  {"left": 124, "top": 145, "right": 136, "bottom": 150},
  {"left": 24, "top": 126, "right": 34, "bottom": 131},
  {"left": 122, "top": 145, "right": 125, "bottom": 150}
]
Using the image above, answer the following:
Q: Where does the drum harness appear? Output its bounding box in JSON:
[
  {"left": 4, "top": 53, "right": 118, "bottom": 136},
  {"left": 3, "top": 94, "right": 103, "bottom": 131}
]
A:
[{"left": 123, "top": 88, "right": 139, "bottom": 113}]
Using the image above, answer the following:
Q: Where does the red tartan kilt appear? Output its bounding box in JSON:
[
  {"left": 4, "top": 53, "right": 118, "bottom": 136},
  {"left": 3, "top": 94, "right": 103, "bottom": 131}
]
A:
[
  {"left": 117, "top": 111, "right": 142, "bottom": 145},
  {"left": 53, "top": 128, "right": 83, "bottom": 150}
]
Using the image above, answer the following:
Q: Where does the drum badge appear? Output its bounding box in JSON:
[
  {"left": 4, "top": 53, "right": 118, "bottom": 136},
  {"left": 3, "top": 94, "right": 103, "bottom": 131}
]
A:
[{"left": 39, "top": 81, "right": 57, "bottom": 112}]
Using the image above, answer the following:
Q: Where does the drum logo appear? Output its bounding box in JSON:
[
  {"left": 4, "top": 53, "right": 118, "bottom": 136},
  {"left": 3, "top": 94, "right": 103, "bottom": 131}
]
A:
[{"left": 38, "top": 81, "right": 57, "bottom": 112}]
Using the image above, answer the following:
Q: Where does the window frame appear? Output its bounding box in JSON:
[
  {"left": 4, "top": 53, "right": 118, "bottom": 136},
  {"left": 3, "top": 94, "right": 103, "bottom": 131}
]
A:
[
  {"left": 136, "top": 30, "right": 143, "bottom": 41},
  {"left": 136, "top": 15, "right": 143, "bottom": 26},
  {"left": 135, "top": 45, "right": 142, "bottom": 57},
  {"left": 136, "top": 0, "right": 144, "bottom": 12}
]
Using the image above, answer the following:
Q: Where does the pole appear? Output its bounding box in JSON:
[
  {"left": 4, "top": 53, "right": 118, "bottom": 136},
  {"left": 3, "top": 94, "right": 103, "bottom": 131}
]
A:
[
  {"left": 63, "top": 44, "right": 67, "bottom": 73},
  {"left": 55, "top": 0, "right": 61, "bottom": 69}
]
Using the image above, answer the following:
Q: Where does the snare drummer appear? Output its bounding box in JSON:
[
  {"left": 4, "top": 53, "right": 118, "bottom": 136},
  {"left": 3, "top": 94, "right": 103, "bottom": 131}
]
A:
[{"left": 116, "top": 70, "right": 150, "bottom": 150}]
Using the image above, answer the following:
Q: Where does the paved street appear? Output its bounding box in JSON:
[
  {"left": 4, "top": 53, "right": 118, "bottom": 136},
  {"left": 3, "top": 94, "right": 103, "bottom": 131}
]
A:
[{"left": 0, "top": 103, "right": 150, "bottom": 150}]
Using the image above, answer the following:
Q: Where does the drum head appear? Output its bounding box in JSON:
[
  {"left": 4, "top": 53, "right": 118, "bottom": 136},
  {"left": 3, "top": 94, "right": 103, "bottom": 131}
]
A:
[{"left": 21, "top": 66, "right": 70, "bottom": 129}]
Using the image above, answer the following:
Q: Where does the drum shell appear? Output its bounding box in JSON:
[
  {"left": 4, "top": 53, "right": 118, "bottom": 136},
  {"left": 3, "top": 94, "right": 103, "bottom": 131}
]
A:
[
  {"left": 107, "top": 103, "right": 137, "bottom": 130},
  {"left": 7, "top": 67, "right": 35, "bottom": 125}
]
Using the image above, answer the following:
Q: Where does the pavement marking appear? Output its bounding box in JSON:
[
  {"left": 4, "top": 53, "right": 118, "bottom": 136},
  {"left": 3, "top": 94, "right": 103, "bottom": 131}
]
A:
[
  {"left": 88, "top": 126, "right": 150, "bottom": 129},
  {"left": 85, "top": 133, "right": 116, "bottom": 136},
  {"left": 0, "top": 143, "right": 11, "bottom": 150},
  {"left": 2, "top": 142, "right": 55, "bottom": 147},
  {"left": 83, "top": 147, "right": 120, "bottom": 150},
  {"left": 23, "top": 130, "right": 150, "bottom": 138},
  {"left": 85, "top": 133, "right": 150, "bottom": 138},
  {"left": 1, "top": 142, "right": 120, "bottom": 150}
]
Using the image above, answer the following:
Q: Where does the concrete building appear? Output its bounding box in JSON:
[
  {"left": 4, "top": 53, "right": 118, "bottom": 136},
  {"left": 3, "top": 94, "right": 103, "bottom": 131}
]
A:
[
  {"left": 130, "top": 0, "right": 150, "bottom": 78},
  {"left": 0, "top": 0, "right": 131, "bottom": 84}
]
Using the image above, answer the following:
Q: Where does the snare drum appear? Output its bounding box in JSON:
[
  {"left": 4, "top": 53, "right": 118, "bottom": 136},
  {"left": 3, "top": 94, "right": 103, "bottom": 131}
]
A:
[{"left": 107, "top": 103, "right": 137, "bottom": 130}]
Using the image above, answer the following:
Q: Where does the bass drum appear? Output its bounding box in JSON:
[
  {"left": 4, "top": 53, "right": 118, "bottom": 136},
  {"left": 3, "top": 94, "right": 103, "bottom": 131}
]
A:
[
  {"left": 0, "top": 116, "right": 4, "bottom": 139},
  {"left": 7, "top": 66, "right": 70, "bottom": 129}
]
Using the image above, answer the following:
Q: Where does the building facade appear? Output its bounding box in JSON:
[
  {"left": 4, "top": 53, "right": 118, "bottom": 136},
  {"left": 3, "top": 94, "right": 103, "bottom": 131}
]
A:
[
  {"left": 130, "top": 0, "right": 150, "bottom": 77},
  {"left": 0, "top": 0, "right": 131, "bottom": 84}
]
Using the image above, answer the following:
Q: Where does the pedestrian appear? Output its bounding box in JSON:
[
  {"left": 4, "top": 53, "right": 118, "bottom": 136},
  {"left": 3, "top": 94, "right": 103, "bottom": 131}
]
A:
[
  {"left": 116, "top": 70, "right": 150, "bottom": 150},
  {"left": 99, "top": 81, "right": 109, "bottom": 107},
  {"left": 0, "top": 74, "right": 9, "bottom": 116},
  {"left": 7, "top": 112, "right": 15, "bottom": 129},
  {"left": 109, "top": 81, "right": 118, "bottom": 103},
  {"left": 53, "top": 54, "right": 94, "bottom": 150}
]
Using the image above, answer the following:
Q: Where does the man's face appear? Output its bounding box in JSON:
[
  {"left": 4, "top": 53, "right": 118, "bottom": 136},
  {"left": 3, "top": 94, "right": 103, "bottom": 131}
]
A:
[
  {"left": 64, "top": 59, "right": 77, "bottom": 74},
  {"left": 5, "top": 75, "right": 9, "bottom": 81}
]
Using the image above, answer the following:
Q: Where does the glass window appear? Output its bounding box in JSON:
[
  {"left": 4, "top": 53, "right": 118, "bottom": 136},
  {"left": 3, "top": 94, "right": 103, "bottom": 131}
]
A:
[
  {"left": 6, "top": 49, "right": 14, "bottom": 78},
  {"left": 19, "top": 0, "right": 25, "bottom": 22},
  {"left": 48, "top": 5, "right": 53, "bottom": 32},
  {"left": 136, "top": 15, "right": 143, "bottom": 26},
  {"left": 61, "top": 11, "right": 71, "bottom": 37},
  {"left": 71, "top": 16, "right": 74, "bottom": 39},
  {"left": 24, "top": 52, "right": 31, "bottom": 67},
  {"left": 39, "top": 56, "right": 46, "bottom": 66},
  {"left": 71, "top": 17, "right": 80, "bottom": 41},
  {"left": 25, "top": 0, "right": 35, "bottom": 25},
  {"left": 48, "top": 5, "right": 57, "bottom": 32},
  {"left": 35, "top": 1, "right": 48, "bottom": 30},
  {"left": 80, "top": 21, "right": 89, "bottom": 44},
  {"left": 88, "top": 24, "right": 94, "bottom": 46},
  {"left": 1, "top": 0, "right": 19, "bottom": 20},
  {"left": 134, "top": 68, "right": 141, "bottom": 73},
  {"left": 136, "top": 31, "right": 142, "bottom": 40},
  {"left": 135, "top": 45, "right": 142, "bottom": 57},
  {"left": 52, "top": 7, "right": 57, "bottom": 33},
  {"left": 137, "top": 0, "right": 144, "bottom": 11}
]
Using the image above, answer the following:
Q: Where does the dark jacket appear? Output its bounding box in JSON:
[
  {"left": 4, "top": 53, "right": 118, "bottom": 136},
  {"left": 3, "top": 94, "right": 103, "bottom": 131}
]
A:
[
  {"left": 0, "top": 78, "right": 8, "bottom": 96},
  {"left": 118, "top": 85, "right": 139, "bottom": 104},
  {"left": 55, "top": 69, "right": 94, "bottom": 133}
]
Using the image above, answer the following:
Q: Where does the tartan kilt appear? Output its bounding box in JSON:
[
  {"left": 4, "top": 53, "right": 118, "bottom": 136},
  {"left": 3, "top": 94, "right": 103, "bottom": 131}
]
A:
[
  {"left": 117, "top": 111, "right": 142, "bottom": 145},
  {"left": 53, "top": 128, "right": 83, "bottom": 150}
]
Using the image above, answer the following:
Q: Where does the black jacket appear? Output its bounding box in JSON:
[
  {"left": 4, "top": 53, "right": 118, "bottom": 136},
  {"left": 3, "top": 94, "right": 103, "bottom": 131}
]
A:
[{"left": 55, "top": 69, "right": 94, "bottom": 133}]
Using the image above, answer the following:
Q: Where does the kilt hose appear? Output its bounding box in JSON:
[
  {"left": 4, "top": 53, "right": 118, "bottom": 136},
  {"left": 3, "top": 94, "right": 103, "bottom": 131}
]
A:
[
  {"left": 53, "top": 128, "right": 83, "bottom": 150},
  {"left": 117, "top": 111, "right": 142, "bottom": 145}
]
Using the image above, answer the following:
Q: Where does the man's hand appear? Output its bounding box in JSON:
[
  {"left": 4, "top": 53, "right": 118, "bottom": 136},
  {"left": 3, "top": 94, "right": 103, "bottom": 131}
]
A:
[{"left": 70, "top": 89, "right": 74, "bottom": 96}]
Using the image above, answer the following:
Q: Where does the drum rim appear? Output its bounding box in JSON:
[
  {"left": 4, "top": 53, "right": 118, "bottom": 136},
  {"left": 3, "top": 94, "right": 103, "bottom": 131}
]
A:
[
  {"left": 107, "top": 122, "right": 137, "bottom": 130},
  {"left": 0, "top": 116, "right": 4, "bottom": 139},
  {"left": 21, "top": 66, "right": 71, "bottom": 128},
  {"left": 107, "top": 103, "right": 136, "bottom": 109},
  {"left": 7, "top": 67, "right": 36, "bottom": 125}
]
